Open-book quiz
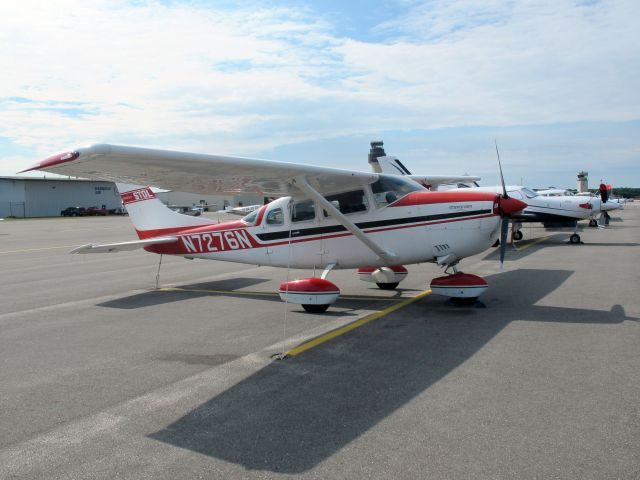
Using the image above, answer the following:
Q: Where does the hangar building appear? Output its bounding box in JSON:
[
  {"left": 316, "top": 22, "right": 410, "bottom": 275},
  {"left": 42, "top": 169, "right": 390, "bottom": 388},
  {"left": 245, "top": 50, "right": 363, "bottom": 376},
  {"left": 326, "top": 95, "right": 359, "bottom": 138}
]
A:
[
  {"left": 0, "top": 177, "right": 121, "bottom": 218},
  {"left": 0, "top": 177, "right": 262, "bottom": 218}
]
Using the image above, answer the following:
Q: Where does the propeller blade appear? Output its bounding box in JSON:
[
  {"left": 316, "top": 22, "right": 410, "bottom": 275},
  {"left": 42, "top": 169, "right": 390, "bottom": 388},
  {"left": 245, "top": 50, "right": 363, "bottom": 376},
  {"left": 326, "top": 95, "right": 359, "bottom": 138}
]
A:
[
  {"left": 494, "top": 139, "right": 508, "bottom": 199},
  {"left": 500, "top": 217, "right": 509, "bottom": 265}
]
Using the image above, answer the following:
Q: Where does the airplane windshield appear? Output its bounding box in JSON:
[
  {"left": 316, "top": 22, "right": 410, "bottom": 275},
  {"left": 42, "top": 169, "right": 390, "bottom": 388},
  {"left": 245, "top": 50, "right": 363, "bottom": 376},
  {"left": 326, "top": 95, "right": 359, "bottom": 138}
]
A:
[
  {"left": 521, "top": 188, "right": 539, "bottom": 199},
  {"left": 371, "top": 175, "right": 423, "bottom": 207},
  {"left": 242, "top": 209, "right": 259, "bottom": 225}
]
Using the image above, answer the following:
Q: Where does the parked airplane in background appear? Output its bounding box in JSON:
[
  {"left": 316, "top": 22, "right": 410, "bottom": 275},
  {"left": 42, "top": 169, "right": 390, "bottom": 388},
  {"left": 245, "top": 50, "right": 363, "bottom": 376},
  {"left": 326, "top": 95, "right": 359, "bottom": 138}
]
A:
[
  {"left": 224, "top": 204, "right": 262, "bottom": 216},
  {"left": 367, "top": 147, "right": 620, "bottom": 244},
  {"left": 537, "top": 187, "right": 623, "bottom": 226},
  {"left": 169, "top": 205, "right": 208, "bottom": 216},
  {"left": 20, "top": 144, "right": 526, "bottom": 311},
  {"left": 536, "top": 188, "right": 574, "bottom": 197}
]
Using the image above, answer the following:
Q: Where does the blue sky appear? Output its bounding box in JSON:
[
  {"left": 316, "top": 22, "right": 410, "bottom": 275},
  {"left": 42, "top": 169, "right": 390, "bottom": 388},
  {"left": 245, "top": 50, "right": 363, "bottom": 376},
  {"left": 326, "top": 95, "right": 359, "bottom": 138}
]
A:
[{"left": 1, "top": 0, "right": 639, "bottom": 188}]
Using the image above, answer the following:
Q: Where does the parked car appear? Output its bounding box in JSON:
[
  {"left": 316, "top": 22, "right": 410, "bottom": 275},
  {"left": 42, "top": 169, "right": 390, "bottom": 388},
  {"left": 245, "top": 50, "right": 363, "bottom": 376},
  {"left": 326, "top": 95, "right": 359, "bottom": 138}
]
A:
[
  {"left": 86, "top": 206, "right": 108, "bottom": 216},
  {"left": 61, "top": 207, "right": 86, "bottom": 217},
  {"left": 107, "top": 207, "right": 128, "bottom": 215}
]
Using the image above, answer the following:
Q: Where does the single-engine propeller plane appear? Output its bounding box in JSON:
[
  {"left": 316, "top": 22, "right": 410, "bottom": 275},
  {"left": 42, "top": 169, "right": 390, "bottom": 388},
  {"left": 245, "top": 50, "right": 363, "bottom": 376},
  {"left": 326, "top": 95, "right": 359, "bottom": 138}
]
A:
[{"left": 20, "top": 144, "right": 526, "bottom": 312}]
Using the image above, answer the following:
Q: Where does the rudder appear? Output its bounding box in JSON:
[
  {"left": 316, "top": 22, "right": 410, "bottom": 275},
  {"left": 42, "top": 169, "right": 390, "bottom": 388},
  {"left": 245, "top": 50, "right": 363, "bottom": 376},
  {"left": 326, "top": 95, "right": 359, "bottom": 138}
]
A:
[{"left": 117, "top": 183, "right": 213, "bottom": 239}]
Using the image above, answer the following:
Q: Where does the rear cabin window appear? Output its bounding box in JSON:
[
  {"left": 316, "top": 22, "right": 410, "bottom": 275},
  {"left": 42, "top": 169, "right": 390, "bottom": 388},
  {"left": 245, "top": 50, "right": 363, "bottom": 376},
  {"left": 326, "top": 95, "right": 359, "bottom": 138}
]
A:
[
  {"left": 323, "top": 190, "right": 368, "bottom": 216},
  {"left": 292, "top": 200, "right": 315, "bottom": 222}
]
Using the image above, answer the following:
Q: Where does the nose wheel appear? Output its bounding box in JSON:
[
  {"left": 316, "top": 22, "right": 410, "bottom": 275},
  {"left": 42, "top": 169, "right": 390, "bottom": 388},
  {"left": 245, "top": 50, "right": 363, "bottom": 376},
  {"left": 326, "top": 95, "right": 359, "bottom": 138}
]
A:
[
  {"left": 569, "top": 233, "right": 581, "bottom": 244},
  {"left": 512, "top": 230, "right": 523, "bottom": 241}
]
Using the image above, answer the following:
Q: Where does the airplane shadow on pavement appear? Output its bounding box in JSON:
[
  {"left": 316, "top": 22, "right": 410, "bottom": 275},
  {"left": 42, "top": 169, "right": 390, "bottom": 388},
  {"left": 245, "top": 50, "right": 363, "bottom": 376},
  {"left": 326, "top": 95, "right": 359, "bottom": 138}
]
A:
[
  {"left": 149, "top": 269, "right": 634, "bottom": 473},
  {"left": 97, "top": 277, "right": 271, "bottom": 309},
  {"left": 482, "top": 234, "right": 639, "bottom": 262},
  {"left": 97, "top": 277, "right": 406, "bottom": 315}
]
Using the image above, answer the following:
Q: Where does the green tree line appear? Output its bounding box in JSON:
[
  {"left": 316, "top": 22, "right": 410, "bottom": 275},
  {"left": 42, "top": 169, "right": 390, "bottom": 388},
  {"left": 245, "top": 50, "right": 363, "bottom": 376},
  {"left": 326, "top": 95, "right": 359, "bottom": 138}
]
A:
[{"left": 612, "top": 187, "right": 640, "bottom": 198}]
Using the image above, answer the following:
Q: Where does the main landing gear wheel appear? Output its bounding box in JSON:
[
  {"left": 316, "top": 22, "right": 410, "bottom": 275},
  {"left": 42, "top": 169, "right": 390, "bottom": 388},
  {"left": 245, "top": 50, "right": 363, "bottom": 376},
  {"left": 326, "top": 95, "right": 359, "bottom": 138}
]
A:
[
  {"left": 512, "top": 230, "right": 523, "bottom": 241},
  {"left": 376, "top": 282, "right": 399, "bottom": 290},
  {"left": 588, "top": 219, "right": 598, "bottom": 227},
  {"left": 569, "top": 233, "right": 581, "bottom": 244},
  {"left": 302, "top": 304, "right": 330, "bottom": 313}
]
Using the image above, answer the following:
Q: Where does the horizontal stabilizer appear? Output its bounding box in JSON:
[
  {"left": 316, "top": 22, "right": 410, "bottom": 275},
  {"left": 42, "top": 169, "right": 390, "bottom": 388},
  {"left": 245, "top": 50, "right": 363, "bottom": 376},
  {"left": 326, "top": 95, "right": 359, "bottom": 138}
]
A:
[
  {"left": 373, "top": 156, "right": 480, "bottom": 189},
  {"left": 408, "top": 175, "right": 481, "bottom": 188},
  {"left": 70, "top": 236, "right": 178, "bottom": 254}
]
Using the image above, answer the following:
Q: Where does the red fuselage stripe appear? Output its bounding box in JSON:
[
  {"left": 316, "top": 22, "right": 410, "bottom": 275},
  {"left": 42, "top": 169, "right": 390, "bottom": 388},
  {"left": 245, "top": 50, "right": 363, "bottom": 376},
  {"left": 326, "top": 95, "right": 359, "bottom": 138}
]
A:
[{"left": 391, "top": 191, "right": 499, "bottom": 207}]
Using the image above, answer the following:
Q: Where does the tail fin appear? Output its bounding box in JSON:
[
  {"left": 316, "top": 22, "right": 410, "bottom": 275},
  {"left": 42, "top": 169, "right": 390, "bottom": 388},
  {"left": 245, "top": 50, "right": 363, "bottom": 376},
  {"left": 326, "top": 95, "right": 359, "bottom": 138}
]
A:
[{"left": 117, "top": 183, "right": 213, "bottom": 239}]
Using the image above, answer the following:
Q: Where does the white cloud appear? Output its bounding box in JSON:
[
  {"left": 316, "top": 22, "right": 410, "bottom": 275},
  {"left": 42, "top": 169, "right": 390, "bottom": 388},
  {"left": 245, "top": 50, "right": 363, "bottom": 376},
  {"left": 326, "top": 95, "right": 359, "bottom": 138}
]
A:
[
  {"left": 0, "top": 0, "right": 638, "bottom": 180},
  {"left": 337, "top": 0, "right": 640, "bottom": 127}
]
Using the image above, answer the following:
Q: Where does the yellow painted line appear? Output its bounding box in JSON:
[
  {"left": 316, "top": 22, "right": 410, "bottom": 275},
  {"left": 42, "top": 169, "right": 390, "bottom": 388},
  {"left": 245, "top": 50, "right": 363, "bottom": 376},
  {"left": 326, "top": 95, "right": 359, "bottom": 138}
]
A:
[
  {"left": 159, "top": 287, "right": 397, "bottom": 301},
  {"left": 513, "top": 235, "right": 550, "bottom": 252},
  {"left": 284, "top": 289, "right": 432, "bottom": 357},
  {"left": 0, "top": 245, "right": 78, "bottom": 255}
]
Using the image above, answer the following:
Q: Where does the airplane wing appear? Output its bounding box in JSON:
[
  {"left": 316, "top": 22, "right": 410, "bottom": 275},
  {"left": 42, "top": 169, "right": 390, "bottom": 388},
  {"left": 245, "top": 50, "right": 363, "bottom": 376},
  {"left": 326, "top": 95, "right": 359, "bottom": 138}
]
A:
[
  {"left": 21, "top": 144, "right": 378, "bottom": 197},
  {"left": 376, "top": 156, "right": 480, "bottom": 189},
  {"left": 70, "top": 236, "right": 178, "bottom": 254}
]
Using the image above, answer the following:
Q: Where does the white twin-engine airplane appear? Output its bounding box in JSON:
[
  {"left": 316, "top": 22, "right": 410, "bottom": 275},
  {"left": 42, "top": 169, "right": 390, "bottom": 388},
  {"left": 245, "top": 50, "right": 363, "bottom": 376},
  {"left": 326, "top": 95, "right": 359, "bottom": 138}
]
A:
[{"left": 21, "top": 144, "right": 526, "bottom": 312}]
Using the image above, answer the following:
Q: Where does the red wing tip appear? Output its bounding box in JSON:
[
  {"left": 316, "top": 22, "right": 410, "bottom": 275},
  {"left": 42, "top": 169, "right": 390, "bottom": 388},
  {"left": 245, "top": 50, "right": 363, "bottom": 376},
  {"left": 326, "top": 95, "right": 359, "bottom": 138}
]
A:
[{"left": 18, "top": 150, "right": 80, "bottom": 174}]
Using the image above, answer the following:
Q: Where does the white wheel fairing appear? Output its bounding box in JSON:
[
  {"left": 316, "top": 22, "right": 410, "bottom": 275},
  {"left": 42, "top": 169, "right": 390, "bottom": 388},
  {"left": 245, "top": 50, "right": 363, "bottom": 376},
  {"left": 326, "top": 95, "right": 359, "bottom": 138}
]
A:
[
  {"left": 279, "top": 278, "right": 340, "bottom": 306},
  {"left": 279, "top": 291, "right": 340, "bottom": 305},
  {"left": 430, "top": 285, "right": 489, "bottom": 298},
  {"left": 357, "top": 266, "right": 409, "bottom": 284},
  {"left": 430, "top": 273, "right": 489, "bottom": 299}
]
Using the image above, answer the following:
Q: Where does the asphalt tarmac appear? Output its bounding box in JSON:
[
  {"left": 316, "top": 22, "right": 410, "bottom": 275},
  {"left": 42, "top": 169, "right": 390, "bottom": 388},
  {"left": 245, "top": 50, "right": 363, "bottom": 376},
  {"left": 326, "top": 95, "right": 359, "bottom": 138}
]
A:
[{"left": 1, "top": 206, "right": 638, "bottom": 479}]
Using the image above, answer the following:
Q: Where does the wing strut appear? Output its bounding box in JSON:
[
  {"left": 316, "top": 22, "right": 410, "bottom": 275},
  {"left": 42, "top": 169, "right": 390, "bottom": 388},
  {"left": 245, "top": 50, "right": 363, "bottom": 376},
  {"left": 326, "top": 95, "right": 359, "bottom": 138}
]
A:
[{"left": 292, "top": 176, "right": 397, "bottom": 263}]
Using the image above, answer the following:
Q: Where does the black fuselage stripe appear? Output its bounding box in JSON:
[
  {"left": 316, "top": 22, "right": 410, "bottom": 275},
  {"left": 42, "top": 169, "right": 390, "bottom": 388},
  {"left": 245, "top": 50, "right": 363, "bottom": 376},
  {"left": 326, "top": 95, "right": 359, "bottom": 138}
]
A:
[{"left": 256, "top": 209, "right": 492, "bottom": 241}]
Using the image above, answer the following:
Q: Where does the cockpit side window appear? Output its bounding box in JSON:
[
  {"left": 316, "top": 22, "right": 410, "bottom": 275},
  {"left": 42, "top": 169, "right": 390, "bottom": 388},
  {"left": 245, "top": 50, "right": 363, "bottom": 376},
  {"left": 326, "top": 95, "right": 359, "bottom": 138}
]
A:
[
  {"left": 266, "top": 207, "right": 284, "bottom": 225},
  {"left": 323, "top": 190, "right": 368, "bottom": 216},
  {"left": 292, "top": 200, "right": 315, "bottom": 222},
  {"left": 371, "top": 175, "right": 422, "bottom": 207}
]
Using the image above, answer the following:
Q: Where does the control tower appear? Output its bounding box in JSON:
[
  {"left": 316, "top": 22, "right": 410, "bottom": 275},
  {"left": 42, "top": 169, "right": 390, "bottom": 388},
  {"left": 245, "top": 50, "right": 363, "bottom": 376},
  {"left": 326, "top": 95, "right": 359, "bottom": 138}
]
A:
[
  {"left": 577, "top": 171, "right": 588, "bottom": 193},
  {"left": 368, "top": 141, "right": 386, "bottom": 173}
]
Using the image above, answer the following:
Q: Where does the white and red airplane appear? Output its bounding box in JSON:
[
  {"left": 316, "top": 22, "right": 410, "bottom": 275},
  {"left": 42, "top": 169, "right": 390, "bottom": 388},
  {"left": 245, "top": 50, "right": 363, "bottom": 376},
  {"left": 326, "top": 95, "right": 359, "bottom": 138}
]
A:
[
  {"left": 20, "top": 144, "right": 526, "bottom": 312},
  {"left": 537, "top": 187, "right": 623, "bottom": 226}
]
